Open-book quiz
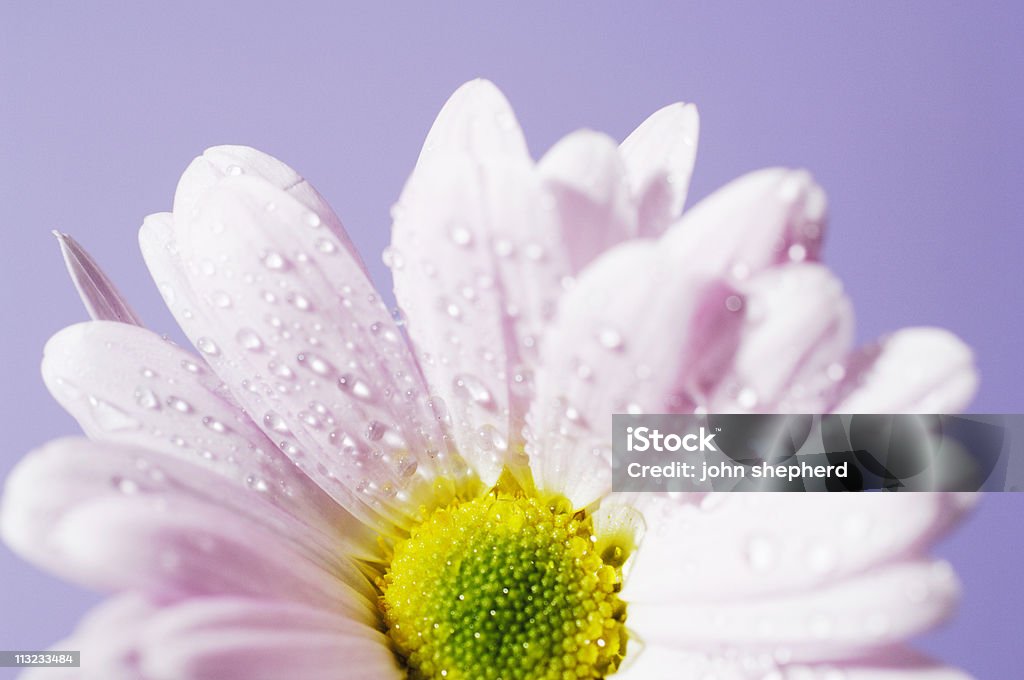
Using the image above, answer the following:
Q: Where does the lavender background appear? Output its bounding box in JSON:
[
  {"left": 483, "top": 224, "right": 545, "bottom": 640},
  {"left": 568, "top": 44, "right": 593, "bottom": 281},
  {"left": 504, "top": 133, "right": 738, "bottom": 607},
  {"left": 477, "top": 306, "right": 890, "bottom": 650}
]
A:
[{"left": 1, "top": 3, "right": 1022, "bottom": 677}]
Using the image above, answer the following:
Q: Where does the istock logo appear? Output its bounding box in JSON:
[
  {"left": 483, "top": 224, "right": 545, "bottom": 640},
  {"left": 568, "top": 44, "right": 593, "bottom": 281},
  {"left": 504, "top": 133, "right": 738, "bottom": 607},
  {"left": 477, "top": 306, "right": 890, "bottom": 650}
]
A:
[{"left": 625, "top": 426, "right": 718, "bottom": 452}]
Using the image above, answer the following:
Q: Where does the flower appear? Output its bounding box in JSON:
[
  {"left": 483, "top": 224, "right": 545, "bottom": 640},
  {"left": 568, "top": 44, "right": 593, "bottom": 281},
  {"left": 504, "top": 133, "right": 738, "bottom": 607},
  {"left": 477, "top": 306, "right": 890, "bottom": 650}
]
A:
[{"left": 2, "top": 79, "right": 978, "bottom": 679}]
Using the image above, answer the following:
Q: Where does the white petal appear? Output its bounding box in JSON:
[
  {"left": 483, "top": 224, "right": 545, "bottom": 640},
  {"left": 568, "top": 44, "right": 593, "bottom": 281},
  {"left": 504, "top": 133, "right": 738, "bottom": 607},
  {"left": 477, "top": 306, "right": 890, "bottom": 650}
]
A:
[
  {"left": 40, "top": 321, "right": 367, "bottom": 554},
  {"left": 628, "top": 560, "right": 959, "bottom": 662},
  {"left": 528, "top": 240, "right": 743, "bottom": 506},
  {"left": 624, "top": 493, "right": 971, "bottom": 604},
  {"left": 619, "top": 103, "right": 700, "bottom": 236},
  {"left": 836, "top": 328, "right": 978, "bottom": 413}
]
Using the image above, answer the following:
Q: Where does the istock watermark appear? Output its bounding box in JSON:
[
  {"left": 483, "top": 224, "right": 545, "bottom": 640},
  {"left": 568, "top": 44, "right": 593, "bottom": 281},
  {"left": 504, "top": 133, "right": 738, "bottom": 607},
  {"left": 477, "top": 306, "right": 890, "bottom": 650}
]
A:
[{"left": 611, "top": 414, "right": 1023, "bottom": 492}]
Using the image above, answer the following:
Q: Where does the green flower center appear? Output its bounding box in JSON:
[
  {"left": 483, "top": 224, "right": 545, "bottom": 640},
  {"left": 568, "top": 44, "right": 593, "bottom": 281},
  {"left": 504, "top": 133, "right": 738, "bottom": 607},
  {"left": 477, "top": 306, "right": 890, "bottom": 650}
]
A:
[{"left": 380, "top": 488, "right": 629, "bottom": 679}]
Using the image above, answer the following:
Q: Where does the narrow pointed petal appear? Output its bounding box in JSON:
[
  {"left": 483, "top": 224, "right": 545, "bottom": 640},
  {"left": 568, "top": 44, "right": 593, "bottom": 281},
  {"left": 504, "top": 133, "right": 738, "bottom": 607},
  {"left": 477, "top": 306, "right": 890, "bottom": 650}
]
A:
[
  {"left": 836, "top": 328, "right": 978, "bottom": 412},
  {"left": 528, "top": 240, "right": 744, "bottom": 507},
  {"left": 538, "top": 129, "right": 638, "bottom": 272},
  {"left": 415, "top": 78, "right": 530, "bottom": 169},
  {"left": 628, "top": 560, "right": 958, "bottom": 661},
  {"left": 619, "top": 102, "right": 700, "bottom": 235},
  {"left": 54, "top": 231, "right": 142, "bottom": 325}
]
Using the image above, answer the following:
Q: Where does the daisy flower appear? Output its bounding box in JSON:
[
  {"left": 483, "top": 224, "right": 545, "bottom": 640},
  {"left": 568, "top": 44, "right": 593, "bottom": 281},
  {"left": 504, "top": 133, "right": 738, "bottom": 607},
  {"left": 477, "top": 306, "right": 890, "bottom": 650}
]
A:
[{"left": 2, "top": 80, "right": 978, "bottom": 679}]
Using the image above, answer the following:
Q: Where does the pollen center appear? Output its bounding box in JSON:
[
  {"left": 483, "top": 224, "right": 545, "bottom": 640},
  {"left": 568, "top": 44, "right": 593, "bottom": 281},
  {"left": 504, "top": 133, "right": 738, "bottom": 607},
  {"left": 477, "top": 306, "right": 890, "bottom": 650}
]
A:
[{"left": 380, "top": 490, "right": 628, "bottom": 679}]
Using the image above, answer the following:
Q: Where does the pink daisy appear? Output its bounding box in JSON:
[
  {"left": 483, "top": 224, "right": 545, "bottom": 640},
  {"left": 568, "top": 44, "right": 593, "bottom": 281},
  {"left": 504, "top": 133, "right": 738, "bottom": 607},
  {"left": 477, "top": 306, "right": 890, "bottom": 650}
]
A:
[{"left": 2, "top": 80, "right": 978, "bottom": 679}]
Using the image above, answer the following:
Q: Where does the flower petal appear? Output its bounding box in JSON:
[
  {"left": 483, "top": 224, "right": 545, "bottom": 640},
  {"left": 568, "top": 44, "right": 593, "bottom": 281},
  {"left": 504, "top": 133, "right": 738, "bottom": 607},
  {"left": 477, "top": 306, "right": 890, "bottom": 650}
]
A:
[
  {"left": 171, "top": 174, "right": 457, "bottom": 530},
  {"left": 1, "top": 438, "right": 376, "bottom": 621},
  {"left": 537, "top": 129, "right": 637, "bottom": 272},
  {"left": 666, "top": 168, "right": 828, "bottom": 279},
  {"left": 614, "top": 646, "right": 766, "bottom": 680},
  {"left": 54, "top": 231, "right": 143, "bottom": 325},
  {"left": 619, "top": 102, "right": 700, "bottom": 236},
  {"left": 39, "top": 321, "right": 372, "bottom": 556},
  {"left": 623, "top": 493, "right": 972, "bottom": 605},
  {"left": 710, "top": 263, "right": 855, "bottom": 412},
  {"left": 836, "top": 328, "right": 978, "bottom": 413},
  {"left": 528, "top": 240, "right": 743, "bottom": 506},
  {"left": 628, "top": 559, "right": 959, "bottom": 662},
  {"left": 392, "top": 152, "right": 566, "bottom": 482},
  {"left": 137, "top": 598, "right": 400, "bottom": 680},
  {"left": 415, "top": 78, "right": 530, "bottom": 171}
]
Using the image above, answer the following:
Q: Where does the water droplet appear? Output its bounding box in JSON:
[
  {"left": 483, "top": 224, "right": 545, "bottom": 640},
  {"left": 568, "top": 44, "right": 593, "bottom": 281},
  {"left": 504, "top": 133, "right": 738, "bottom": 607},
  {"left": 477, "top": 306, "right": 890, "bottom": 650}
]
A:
[
  {"left": 167, "top": 396, "right": 193, "bottom": 413},
  {"left": 288, "top": 292, "right": 313, "bottom": 312},
  {"left": 298, "top": 352, "right": 334, "bottom": 376},
  {"left": 737, "top": 387, "right": 759, "bottom": 410},
  {"left": 134, "top": 387, "right": 160, "bottom": 410},
  {"left": 365, "top": 420, "right": 386, "bottom": 441},
  {"left": 453, "top": 374, "right": 494, "bottom": 408},
  {"left": 203, "top": 416, "right": 229, "bottom": 434},
  {"left": 196, "top": 337, "right": 220, "bottom": 356},
  {"left": 315, "top": 237, "right": 337, "bottom": 254},
  {"left": 112, "top": 475, "right": 139, "bottom": 494},
  {"left": 597, "top": 327, "right": 624, "bottom": 351},
  {"left": 236, "top": 328, "right": 264, "bottom": 352},
  {"left": 181, "top": 360, "right": 202, "bottom": 374},
  {"left": 788, "top": 243, "right": 807, "bottom": 262},
  {"left": 305, "top": 212, "right": 322, "bottom": 228},
  {"left": 450, "top": 226, "right": 473, "bottom": 247},
  {"left": 263, "top": 411, "right": 292, "bottom": 434},
  {"left": 338, "top": 373, "right": 373, "bottom": 400},
  {"left": 725, "top": 295, "right": 744, "bottom": 312},
  {"left": 86, "top": 396, "right": 140, "bottom": 431},
  {"left": 382, "top": 246, "right": 405, "bottom": 270},
  {"left": 225, "top": 164, "right": 244, "bottom": 176},
  {"left": 212, "top": 291, "right": 233, "bottom": 308},
  {"left": 493, "top": 239, "right": 514, "bottom": 258},
  {"left": 826, "top": 362, "right": 846, "bottom": 381},
  {"left": 262, "top": 251, "right": 289, "bottom": 270}
]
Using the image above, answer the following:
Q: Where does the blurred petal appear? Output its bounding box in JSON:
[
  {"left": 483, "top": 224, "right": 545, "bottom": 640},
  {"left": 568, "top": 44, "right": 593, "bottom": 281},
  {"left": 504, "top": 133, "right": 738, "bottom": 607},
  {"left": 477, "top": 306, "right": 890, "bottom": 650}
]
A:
[
  {"left": 615, "top": 646, "right": 765, "bottom": 680},
  {"left": 40, "top": 321, "right": 369, "bottom": 554},
  {"left": 538, "top": 129, "right": 637, "bottom": 272},
  {"left": 528, "top": 240, "right": 743, "bottom": 506},
  {"left": 138, "top": 599, "right": 401, "bottom": 680},
  {"left": 415, "top": 78, "right": 530, "bottom": 170},
  {"left": 619, "top": 102, "right": 700, "bottom": 236},
  {"left": 666, "top": 168, "right": 828, "bottom": 279},
  {"left": 624, "top": 493, "right": 972, "bottom": 604},
  {"left": 710, "top": 263, "right": 854, "bottom": 412},
  {"left": 836, "top": 328, "right": 978, "bottom": 413},
  {"left": 54, "top": 231, "right": 142, "bottom": 325},
  {"left": 1, "top": 439, "right": 376, "bottom": 622},
  {"left": 628, "top": 559, "right": 958, "bottom": 661}
]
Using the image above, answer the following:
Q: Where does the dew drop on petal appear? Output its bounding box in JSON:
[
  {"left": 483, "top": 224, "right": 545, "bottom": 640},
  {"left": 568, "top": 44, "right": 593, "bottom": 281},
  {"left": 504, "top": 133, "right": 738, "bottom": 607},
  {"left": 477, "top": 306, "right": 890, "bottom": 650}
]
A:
[
  {"left": 263, "top": 410, "right": 292, "bottom": 434},
  {"left": 597, "top": 327, "right": 624, "bottom": 351},
  {"left": 134, "top": 387, "right": 160, "bottom": 410},
  {"left": 196, "top": 337, "right": 220, "bottom": 356},
  {"left": 450, "top": 226, "right": 473, "bottom": 247},
  {"left": 453, "top": 374, "right": 494, "bottom": 408},
  {"left": 737, "top": 387, "right": 759, "bottom": 410},
  {"left": 236, "top": 328, "right": 264, "bottom": 352},
  {"left": 166, "top": 396, "right": 193, "bottom": 414},
  {"left": 262, "top": 251, "right": 288, "bottom": 271},
  {"left": 725, "top": 295, "right": 744, "bottom": 312}
]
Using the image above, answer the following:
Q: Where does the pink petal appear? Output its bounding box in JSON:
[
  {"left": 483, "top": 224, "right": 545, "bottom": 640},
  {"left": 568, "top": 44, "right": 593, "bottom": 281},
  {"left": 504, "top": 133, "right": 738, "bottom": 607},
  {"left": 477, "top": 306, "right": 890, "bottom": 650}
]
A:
[
  {"left": 528, "top": 240, "right": 743, "bottom": 506},
  {"left": 537, "top": 129, "right": 638, "bottom": 272},
  {"left": 19, "top": 594, "right": 156, "bottom": 680},
  {"left": 836, "top": 328, "right": 978, "bottom": 413},
  {"left": 54, "top": 231, "right": 143, "bottom": 325},
  {"left": 666, "top": 168, "right": 828, "bottom": 279},
  {"left": 40, "top": 321, "right": 369, "bottom": 554},
  {"left": 628, "top": 559, "right": 959, "bottom": 661},
  {"left": 414, "top": 78, "right": 530, "bottom": 171},
  {"left": 623, "top": 493, "right": 972, "bottom": 605},
  {"left": 619, "top": 102, "right": 700, "bottom": 236},
  {"left": 710, "top": 263, "right": 855, "bottom": 412},
  {"left": 137, "top": 598, "right": 400, "bottom": 680},
  {"left": 1, "top": 438, "right": 375, "bottom": 621},
  {"left": 169, "top": 174, "right": 459, "bottom": 530},
  {"left": 391, "top": 151, "right": 566, "bottom": 482},
  {"left": 171, "top": 145, "right": 365, "bottom": 268}
]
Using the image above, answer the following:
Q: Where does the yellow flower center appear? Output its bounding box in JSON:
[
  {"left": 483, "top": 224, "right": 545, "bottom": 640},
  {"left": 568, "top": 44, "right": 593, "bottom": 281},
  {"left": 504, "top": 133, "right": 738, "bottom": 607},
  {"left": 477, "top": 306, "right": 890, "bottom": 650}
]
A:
[{"left": 380, "top": 484, "right": 629, "bottom": 679}]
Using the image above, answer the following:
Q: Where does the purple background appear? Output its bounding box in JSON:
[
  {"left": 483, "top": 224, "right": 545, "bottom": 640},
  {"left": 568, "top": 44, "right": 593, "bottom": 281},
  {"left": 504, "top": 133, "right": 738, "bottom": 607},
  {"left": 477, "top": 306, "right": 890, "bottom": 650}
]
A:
[{"left": 1, "top": 3, "right": 1021, "bottom": 677}]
